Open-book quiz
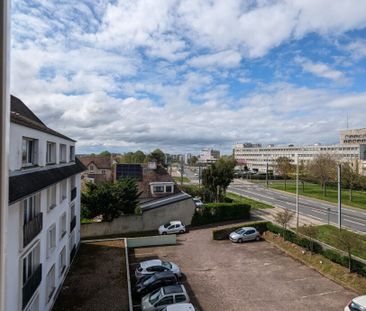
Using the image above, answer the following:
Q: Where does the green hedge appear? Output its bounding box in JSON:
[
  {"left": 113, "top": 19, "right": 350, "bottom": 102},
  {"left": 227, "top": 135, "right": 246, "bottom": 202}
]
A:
[
  {"left": 191, "top": 203, "right": 251, "bottom": 226},
  {"left": 212, "top": 221, "right": 270, "bottom": 240},
  {"left": 266, "top": 223, "right": 366, "bottom": 276}
]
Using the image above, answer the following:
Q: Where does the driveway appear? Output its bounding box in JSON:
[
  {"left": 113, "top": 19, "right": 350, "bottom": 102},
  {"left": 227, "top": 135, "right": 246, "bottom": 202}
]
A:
[{"left": 129, "top": 227, "right": 355, "bottom": 311}]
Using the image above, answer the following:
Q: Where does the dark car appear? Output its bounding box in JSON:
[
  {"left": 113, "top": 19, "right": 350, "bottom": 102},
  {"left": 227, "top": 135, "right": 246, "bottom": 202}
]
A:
[{"left": 134, "top": 271, "right": 178, "bottom": 298}]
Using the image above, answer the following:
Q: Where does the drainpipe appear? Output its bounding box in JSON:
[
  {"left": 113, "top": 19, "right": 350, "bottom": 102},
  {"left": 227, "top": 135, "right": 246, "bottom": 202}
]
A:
[{"left": 0, "top": 1, "right": 10, "bottom": 310}]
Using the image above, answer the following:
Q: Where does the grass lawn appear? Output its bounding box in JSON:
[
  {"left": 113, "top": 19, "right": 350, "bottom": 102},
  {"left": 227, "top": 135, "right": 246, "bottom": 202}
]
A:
[
  {"left": 298, "top": 224, "right": 366, "bottom": 260},
  {"left": 226, "top": 192, "right": 274, "bottom": 209},
  {"left": 173, "top": 176, "right": 191, "bottom": 183},
  {"left": 264, "top": 231, "right": 366, "bottom": 294},
  {"left": 268, "top": 181, "right": 366, "bottom": 210}
]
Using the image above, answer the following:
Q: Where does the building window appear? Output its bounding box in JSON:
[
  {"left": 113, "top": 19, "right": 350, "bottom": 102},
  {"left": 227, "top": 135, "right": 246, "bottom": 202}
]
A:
[
  {"left": 59, "top": 247, "right": 67, "bottom": 276},
  {"left": 22, "top": 244, "right": 40, "bottom": 286},
  {"left": 60, "top": 213, "right": 67, "bottom": 240},
  {"left": 47, "top": 224, "right": 56, "bottom": 257},
  {"left": 46, "top": 142, "right": 56, "bottom": 164},
  {"left": 47, "top": 185, "right": 57, "bottom": 211},
  {"left": 59, "top": 144, "right": 67, "bottom": 163},
  {"left": 22, "top": 137, "right": 38, "bottom": 167},
  {"left": 89, "top": 165, "right": 94, "bottom": 172},
  {"left": 165, "top": 185, "right": 173, "bottom": 193},
  {"left": 153, "top": 185, "right": 164, "bottom": 193},
  {"left": 60, "top": 180, "right": 67, "bottom": 203},
  {"left": 46, "top": 265, "right": 56, "bottom": 303},
  {"left": 69, "top": 145, "right": 75, "bottom": 162},
  {"left": 23, "top": 195, "right": 40, "bottom": 225},
  {"left": 101, "top": 170, "right": 105, "bottom": 174}
]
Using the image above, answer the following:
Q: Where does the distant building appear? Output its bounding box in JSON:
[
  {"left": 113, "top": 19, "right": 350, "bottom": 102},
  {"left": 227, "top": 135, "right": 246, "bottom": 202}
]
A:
[
  {"left": 7, "top": 95, "right": 85, "bottom": 311},
  {"left": 340, "top": 128, "right": 366, "bottom": 145},
  {"left": 184, "top": 153, "right": 192, "bottom": 165},
  {"left": 78, "top": 156, "right": 113, "bottom": 183},
  {"left": 234, "top": 130, "right": 366, "bottom": 176},
  {"left": 198, "top": 148, "right": 220, "bottom": 164}
]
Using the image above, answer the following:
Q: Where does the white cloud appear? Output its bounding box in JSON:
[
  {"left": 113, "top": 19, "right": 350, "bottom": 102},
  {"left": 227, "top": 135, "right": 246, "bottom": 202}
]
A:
[
  {"left": 187, "top": 50, "right": 241, "bottom": 68},
  {"left": 295, "top": 57, "right": 345, "bottom": 81}
]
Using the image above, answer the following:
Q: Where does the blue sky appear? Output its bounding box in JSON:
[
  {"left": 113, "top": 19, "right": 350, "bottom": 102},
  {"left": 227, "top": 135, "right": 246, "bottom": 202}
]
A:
[{"left": 10, "top": 0, "right": 366, "bottom": 155}]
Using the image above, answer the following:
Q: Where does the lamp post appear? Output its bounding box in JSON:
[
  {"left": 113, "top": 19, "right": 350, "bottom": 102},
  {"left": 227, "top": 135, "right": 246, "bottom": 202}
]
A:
[
  {"left": 296, "top": 154, "right": 299, "bottom": 230},
  {"left": 338, "top": 164, "right": 342, "bottom": 229}
]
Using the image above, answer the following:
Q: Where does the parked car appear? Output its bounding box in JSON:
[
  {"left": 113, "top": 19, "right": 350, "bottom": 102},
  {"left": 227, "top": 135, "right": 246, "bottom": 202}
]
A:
[
  {"left": 229, "top": 227, "right": 260, "bottom": 243},
  {"left": 134, "top": 271, "right": 178, "bottom": 297},
  {"left": 345, "top": 295, "right": 366, "bottom": 311},
  {"left": 159, "top": 221, "right": 186, "bottom": 235},
  {"left": 135, "top": 259, "right": 182, "bottom": 280},
  {"left": 161, "top": 303, "right": 196, "bottom": 311},
  {"left": 192, "top": 198, "right": 203, "bottom": 207},
  {"left": 141, "top": 284, "right": 190, "bottom": 311}
]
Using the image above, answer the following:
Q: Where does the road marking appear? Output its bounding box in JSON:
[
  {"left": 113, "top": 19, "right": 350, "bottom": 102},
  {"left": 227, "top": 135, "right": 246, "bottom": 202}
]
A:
[
  {"left": 343, "top": 218, "right": 366, "bottom": 226},
  {"left": 311, "top": 209, "right": 327, "bottom": 215}
]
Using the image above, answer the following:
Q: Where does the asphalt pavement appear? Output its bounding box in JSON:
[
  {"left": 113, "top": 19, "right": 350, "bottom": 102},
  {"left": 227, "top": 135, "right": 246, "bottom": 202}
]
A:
[{"left": 228, "top": 179, "right": 366, "bottom": 234}]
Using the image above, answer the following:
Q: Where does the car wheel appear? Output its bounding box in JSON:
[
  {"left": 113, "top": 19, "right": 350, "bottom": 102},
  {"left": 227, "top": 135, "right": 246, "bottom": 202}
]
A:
[
  {"left": 179, "top": 230, "right": 184, "bottom": 234},
  {"left": 238, "top": 238, "right": 242, "bottom": 243},
  {"left": 255, "top": 236, "right": 260, "bottom": 241},
  {"left": 162, "top": 232, "right": 167, "bottom": 235}
]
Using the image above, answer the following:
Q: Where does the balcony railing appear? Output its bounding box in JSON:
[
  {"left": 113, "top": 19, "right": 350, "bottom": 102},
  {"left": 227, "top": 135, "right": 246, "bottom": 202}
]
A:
[
  {"left": 70, "top": 187, "right": 77, "bottom": 201},
  {"left": 70, "top": 215, "right": 76, "bottom": 232},
  {"left": 22, "top": 264, "right": 42, "bottom": 309},
  {"left": 23, "top": 213, "right": 43, "bottom": 248},
  {"left": 70, "top": 245, "right": 76, "bottom": 262}
]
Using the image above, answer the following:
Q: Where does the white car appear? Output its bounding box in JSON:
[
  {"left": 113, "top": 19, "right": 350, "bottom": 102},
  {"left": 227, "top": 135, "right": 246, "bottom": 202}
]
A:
[
  {"left": 141, "top": 284, "right": 190, "bottom": 311},
  {"left": 345, "top": 295, "right": 366, "bottom": 311},
  {"left": 161, "top": 303, "right": 196, "bottom": 311},
  {"left": 229, "top": 227, "right": 260, "bottom": 243},
  {"left": 192, "top": 198, "right": 203, "bottom": 207},
  {"left": 135, "top": 260, "right": 182, "bottom": 280},
  {"left": 159, "top": 221, "right": 186, "bottom": 235}
]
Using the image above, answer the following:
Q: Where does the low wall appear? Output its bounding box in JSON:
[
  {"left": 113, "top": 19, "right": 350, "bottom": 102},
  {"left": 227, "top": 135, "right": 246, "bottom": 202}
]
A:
[
  {"left": 127, "top": 235, "right": 176, "bottom": 248},
  {"left": 81, "top": 197, "right": 195, "bottom": 238}
]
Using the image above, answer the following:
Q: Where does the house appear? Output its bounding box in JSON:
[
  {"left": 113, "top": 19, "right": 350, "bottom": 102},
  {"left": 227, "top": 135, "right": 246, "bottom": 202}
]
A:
[
  {"left": 78, "top": 156, "right": 113, "bottom": 183},
  {"left": 6, "top": 95, "right": 85, "bottom": 311}
]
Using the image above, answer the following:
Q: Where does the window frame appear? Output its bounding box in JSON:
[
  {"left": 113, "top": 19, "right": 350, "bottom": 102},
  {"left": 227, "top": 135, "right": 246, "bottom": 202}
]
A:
[
  {"left": 47, "top": 184, "right": 57, "bottom": 211},
  {"left": 22, "top": 137, "right": 38, "bottom": 167},
  {"left": 47, "top": 224, "right": 56, "bottom": 257},
  {"left": 59, "top": 144, "right": 67, "bottom": 163},
  {"left": 46, "top": 141, "right": 56, "bottom": 164},
  {"left": 59, "top": 212, "right": 67, "bottom": 240},
  {"left": 46, "top": 265, "right": 56, "bottom": 303}
]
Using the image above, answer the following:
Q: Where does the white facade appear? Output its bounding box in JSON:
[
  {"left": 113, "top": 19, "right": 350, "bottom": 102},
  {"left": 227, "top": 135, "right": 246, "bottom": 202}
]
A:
[
  {"left": 6, "top": 113, "right": 82, "bottom": 310},
  {"left": 198, "top": 148, "right": 220, "bottom": 164},
  {"left": 234, "top": 143, "right": 366, "bottom": 175}
]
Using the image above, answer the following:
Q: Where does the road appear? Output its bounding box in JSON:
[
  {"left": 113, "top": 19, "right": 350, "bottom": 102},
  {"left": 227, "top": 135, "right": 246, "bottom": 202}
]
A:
[{"left": 228, "top": 180, "right": 366, "bottom": 234}]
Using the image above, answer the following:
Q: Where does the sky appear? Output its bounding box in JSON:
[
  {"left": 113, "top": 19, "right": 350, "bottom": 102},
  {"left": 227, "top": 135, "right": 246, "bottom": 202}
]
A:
[{"left": 10, "top": 0, "right": 366, "bottom": 155}]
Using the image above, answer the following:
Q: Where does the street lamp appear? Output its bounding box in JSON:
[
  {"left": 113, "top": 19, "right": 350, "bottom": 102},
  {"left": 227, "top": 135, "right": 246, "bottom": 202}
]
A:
[
  {"left": 338, "top": 163, "right": 342, "bottom": 229},
  {"left": 296, "top": 153, "right": 299, "bottom": 230}
]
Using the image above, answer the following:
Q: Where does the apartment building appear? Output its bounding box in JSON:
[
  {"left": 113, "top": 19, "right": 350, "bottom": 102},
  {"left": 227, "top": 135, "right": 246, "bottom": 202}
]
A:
[
  {"left": 198, "top": 148, "right": 220, "bottom": 164},
  {"left": 6, "top": 96, "right": 85, "bottom": 311},
  {"left": 234, "top": 129, "right": 366, "bottom": 176}
]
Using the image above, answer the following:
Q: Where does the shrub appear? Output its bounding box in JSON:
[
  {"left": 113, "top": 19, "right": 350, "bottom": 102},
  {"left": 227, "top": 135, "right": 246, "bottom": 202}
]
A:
[
  {"left": 212, "top": 221, "right": 270, "bottom": 240},
  {"left": 191, "top": 203, "right": 251, "bottom": 226},
  {"left": 179, "top": 184, "right": 204, "bottom": 198}
]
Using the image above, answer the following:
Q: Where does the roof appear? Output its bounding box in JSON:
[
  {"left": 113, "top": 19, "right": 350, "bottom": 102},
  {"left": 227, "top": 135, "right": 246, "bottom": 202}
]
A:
[
  {"left": 140, "top": 192, "right": 192, "bottom": 212},
  {"left": 78, "top": 156, "right": 112, "bottom": 169},
  {"left": 9, "top": 158, "right": 86, "bottom": 204},
  {"left": 10, "top": 95, "right": 75, "bottom": 142},
  {"left": 140, "top": 259, "right": 162, "bottom": 269},
  {"left": 163, "top": 285, "right": 184, "bottom": 295}
]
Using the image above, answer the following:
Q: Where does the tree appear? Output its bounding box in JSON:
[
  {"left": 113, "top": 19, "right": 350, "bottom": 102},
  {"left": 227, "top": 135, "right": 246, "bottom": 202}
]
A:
[
  {"left": 300, "top": 224, "right": 318, "bottom": 254},
  {"left": 202, "top": 156, "right": 236, "bottom": 202},
  {"left": 273, "top": 209, "right": 294, "bottom": 239},
  {"left": 308, "top": 154, "right": 337, "bottom": 196},
  {"left": 188, "top": 156, "right": 198, "bottom": 166},
  {"left": 119, "top": 150, "right": 146, "bottom": 163},
  {"left": 81, "top": 178, "right": 141, "bottom": 221},
  {"left": 147, "top": 149, "right": 165, "bottom": 165},
  {"left": 275, "top": 157, "right": 294, "bottom": 190},
  {"left": 99, "top": 150, "right": 111, "bottom": 157},
  {"left": 342, "top": 162, "right": 360, "bottom": 202},
  {"left": 334, "top": 229, "right": 363, "bottom": 273},
  {"left": 298, "top": 160, "right": 308, "bottom": 192}
]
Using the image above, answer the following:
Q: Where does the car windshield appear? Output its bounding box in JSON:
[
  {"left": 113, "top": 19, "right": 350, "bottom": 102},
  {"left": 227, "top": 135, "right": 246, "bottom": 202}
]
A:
[
  {"left": 235, "top": 229, "right": 245, "bottom": 234},
  {"left": 163, "top": 223, "right": 171, "bottom": 228},
  {"left": 161, "top": 261, "right": 172, "bottom": 269},
  {"left": 143, "top": 274, "right": 157, "bottom": 286},
  {"left": 149, "top": 288, "right": 163, "bottom": 304},
  {"left": 350, "top": 301, "right": 366, "bottom": 311}
]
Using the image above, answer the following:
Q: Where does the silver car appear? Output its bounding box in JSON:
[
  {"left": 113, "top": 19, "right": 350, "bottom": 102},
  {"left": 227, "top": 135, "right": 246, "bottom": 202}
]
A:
[
  {"left": 229, "top": 227, "right": 260, "bottom": 243},
  {"left": 141, "top": 284, "right": 190, "bottom": 311},
  {"left": 135, "top": 259, "right": 182, "bottom": 280}
]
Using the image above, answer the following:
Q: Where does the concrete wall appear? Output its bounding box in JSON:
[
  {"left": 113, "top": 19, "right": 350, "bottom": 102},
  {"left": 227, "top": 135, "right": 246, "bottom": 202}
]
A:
[
  {"left": 81, "top": 198, "right": 196, "bottom": 239},
  {"left": 126, "top": 235, "right": 176, "bottom": 248}
]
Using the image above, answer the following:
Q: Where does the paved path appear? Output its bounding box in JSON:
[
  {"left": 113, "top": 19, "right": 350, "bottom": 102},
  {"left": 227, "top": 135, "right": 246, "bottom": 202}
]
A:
[{"left": 229, "top": 179, "right": 366, "bottom": 233}]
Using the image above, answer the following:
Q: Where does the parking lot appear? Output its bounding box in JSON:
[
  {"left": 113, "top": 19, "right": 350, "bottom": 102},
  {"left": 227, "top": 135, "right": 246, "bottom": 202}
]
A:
[{"left": 129, "top": 227, "right": 356, "bottom": 311}]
